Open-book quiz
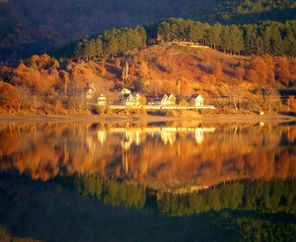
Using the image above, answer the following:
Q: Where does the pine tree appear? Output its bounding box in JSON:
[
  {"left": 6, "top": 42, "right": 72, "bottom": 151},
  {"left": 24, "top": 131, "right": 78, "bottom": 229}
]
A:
[
  {"left": 206, "top": 23, "right": 222, "bottom": 49},
  {"left": 95, "top": 37, "right": 103, "bottom": 57}
]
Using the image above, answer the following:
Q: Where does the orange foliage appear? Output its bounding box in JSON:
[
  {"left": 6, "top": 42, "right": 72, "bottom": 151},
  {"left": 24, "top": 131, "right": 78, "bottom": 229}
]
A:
[
  {"left": 27, "top": 54, "right": 52, "bottom": 69},
  {"left": 234, "top": 67, "right": 245, "bottom": 80},
  {"left": 54, "top": 100, "right": 65, "bottom": 114},
  {"left": 0, "top": 123, "right": 295, "bottom": 190},
  {"left": 0, "top": 80, "right": 20, "bottom": 109},
  {"left": 288, "top": 96, "right": 296, "bottom": 111},
  {"left": 276, "top": 57, "right": 291, "bottom": 86},
  {"left": 201, "top": 74, "right": 216, "bottom": 84},
  {"left": 245, "top": 69, "right": 259, "bottom": 82},
  {"left": 1, "top": 46, "right": 296, "bottom": 115},
  {"left": 11, "top": 62, "right": 58, "bottom": 94},
  {"left": 276, "top": 67, "right": 290, "bottom": 86},
  {"left": 249, "top": 57, "right": 267, "bottom": 82},
  {"left": 212, "top": 63, "right": 223, "bottom": 81}
]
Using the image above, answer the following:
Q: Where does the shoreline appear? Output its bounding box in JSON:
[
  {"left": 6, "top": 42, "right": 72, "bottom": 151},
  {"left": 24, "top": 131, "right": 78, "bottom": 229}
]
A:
[{"left": 0, "top": 113, "right": 295, "bottom": 124}]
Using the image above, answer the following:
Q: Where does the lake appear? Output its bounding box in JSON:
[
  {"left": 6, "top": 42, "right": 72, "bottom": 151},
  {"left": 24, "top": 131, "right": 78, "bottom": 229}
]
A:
[{"left": 0, "top": 121, "right": 295, "bottom": 242}]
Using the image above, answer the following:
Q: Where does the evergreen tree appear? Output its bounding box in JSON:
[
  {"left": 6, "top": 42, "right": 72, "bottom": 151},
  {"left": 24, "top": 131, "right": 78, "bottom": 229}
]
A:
[
  {"left": 95, "top": 37, "right": 103, "bottom": 57},
  {"left": 206, "top": 23, "right": 222, "bottom": 49}
]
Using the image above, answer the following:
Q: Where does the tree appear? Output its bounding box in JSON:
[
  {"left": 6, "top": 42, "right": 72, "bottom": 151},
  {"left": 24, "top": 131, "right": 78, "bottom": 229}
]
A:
[
  {"left": 245, "top": 69, "right": 259, "bottom": 82},
  {"left": 221, "top": 26, "right": 232, "bottom": 52},
  {"left": 139, "top": 61, "right": 149, "bottom": 78},
  {"left": 179, "top": 99, "right": 188, "bottom": 107},
  {"left": 139, "top": 96, "right": 147, "bottom": 105},
  {"left": 234, "top": 67, "right": 245, "bottom": 80},
  {"left": 288, "top": 96, "right": 296, "bottom": 111},
  {"left": 206, "top": 23, "right": 222, "bottom": 49},
  {"left": 189, "top": 21, "right": 208, "bottom": 42},
  {"left": 212, "top": 63, "right": 223, "bottom": 81},
  {"left": 158, "top": 21, "right": 172, "bottom": 42},
  {"left": 95, "top": 37, "right": 103, "bottom": 57},
  {"left": 276, "top": 58, "right": 290, "bottom": 86},
  {"left": 276, "top": 66, "right": 290, "bottom": 86},
  {"left": 114, "top": 58, "right": 121, "bottom": 68},
  {"left": 99, "top": 58, "right": 107, "bottom": 76},
  {"left": 229, "top": 25, "right": 245, "bottom": 54},
  {"left": 0, "top": 80, "right": 20, "bottom": 112},
  {"left": 283, "top": 28, "right": 296, "bottom": 57},
  {"left": 249, "top": 57, "right": 267, "bottom": 82},
  {"left": 104, "top": 29, "right": 119, "bottom": 57},
  {"left": 121, "top": 61, "right": 129, "bottom": 83},
  {"left": 243, "top": 25, "right": 256, "bottom": 55},
  {"left": 262, "top": 24, "right": 283, "bottom": 55},
  {"left": 87, "top": 39, "right": 97, "bottom": 59},
  {"left": 54, "top": 100, "right": 65, "bottom": 114}
]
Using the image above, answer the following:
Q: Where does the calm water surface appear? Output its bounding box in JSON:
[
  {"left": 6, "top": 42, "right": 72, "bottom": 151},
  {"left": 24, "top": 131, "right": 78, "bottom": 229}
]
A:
[{"left": 0, "top": 121, "right": 295, "bottom": 242}]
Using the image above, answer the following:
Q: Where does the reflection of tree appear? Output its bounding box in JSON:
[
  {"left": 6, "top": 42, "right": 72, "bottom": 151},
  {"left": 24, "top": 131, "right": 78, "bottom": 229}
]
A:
[
  {"left": 1, "top": 176, "right": 296, "bottom": 242},
  {"left": 158, "top": 179, "right": 296, "bottom": 216},
  {"left": 235, "top": 217, "right": 296, "bottom": 242},
  {"left": 0, "top": 123, "right": 295, "bottom": 190},
  {"left": 72, "top": 175, "right": 146, "bottom": 209},
  {"left": 68, "top": 175, "right": 296, "bottom": 218}
]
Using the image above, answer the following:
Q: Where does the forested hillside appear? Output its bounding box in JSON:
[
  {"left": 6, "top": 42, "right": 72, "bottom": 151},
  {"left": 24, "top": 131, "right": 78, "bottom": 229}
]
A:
[
  {"left": 1, "top": 44, "right": 296, "bottom": 115},
  {"left": 68, "top": 18, "right": 296, "bottom": 60},
  {"left": 1, "top": 0, "right": 295, "bottom": 62}
]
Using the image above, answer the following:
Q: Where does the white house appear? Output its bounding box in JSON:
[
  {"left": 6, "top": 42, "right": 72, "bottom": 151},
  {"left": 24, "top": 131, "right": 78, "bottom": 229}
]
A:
[
  {"left": 85, "top": 83, "right": 96, "bottom": 100},
  {"left": 97, "top": 94, "right": 107, "bottom": 106},
  {"left": 168, "top": 93, "right": 176, "bottom": 104},
  {"left": 135, "top": 93, "right": 141, "bottom": 105},
  {"left": 161, "top": 95, "right": 169, "bottom": 106},
  {"left": 124, "top": 94, "right": 141, "bottom": 106},
  {"left": 193, "top": 94, "right": 204, "bottom": 107},
  {"left": 161, "top": 94, "right": 176, "bottom": 106},
  {"left": 120, "top": 88, "right": 131, "bottom": 96}
]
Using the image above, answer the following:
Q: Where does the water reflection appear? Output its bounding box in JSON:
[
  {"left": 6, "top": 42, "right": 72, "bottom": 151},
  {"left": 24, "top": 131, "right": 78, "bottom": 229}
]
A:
[
  {"left": 0, "top": 121, "right": 296, "bottom": 242},
  {"left": 1, "top": 173, "right": 295, "bottom": 242},
  {"left": 96, "top": 126, "right": 216, "bottom": 148},
  {"left": 0, "top": 122, "right": 295, "bottom": 190}
]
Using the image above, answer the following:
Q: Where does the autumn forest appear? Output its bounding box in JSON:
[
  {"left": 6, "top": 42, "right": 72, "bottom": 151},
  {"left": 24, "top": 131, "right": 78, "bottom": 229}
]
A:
[{"left": 1, "top": 18, "right": 296, "bottom": 115}]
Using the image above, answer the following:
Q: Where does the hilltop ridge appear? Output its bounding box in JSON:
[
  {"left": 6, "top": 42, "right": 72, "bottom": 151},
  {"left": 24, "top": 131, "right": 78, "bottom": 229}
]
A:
[{"left": 1, "top": 0, "right": 296, "bottom": 61}]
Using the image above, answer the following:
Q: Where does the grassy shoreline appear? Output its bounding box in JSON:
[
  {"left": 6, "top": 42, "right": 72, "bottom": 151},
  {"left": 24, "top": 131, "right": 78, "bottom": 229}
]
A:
[{"left": 0, "top": 113, "right": 295, "bottom": 124}]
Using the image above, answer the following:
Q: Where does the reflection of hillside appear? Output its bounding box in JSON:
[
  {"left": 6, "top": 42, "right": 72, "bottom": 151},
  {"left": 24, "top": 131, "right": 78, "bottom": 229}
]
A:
[
  {"left": 1, "top": 174, "right": 296, "bottom": 242},
  {"left": 66, "top": 175, "right": 296, "bottom": 217},
  {"left": 0, "top": 122, "right": 295, "bottom": 190}
]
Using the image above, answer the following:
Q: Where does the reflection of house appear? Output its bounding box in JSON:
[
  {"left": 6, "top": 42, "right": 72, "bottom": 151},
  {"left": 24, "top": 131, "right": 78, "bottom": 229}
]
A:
[
  {"left": 192, "top": 94, "right": 204, "bottom": 107},
  {"left": 121, "top": 129, "right": 141, "bottom": 150},
  {"left": 86, "top": 136, "right": 96, "bottom": 154},
  {"left": 161, "top": 94, "right": 176, "bottom": 106},
  {"left": 160, "top": 128, "right": 176, "bottom": 145},
  {"left": 97, "top": 130, "right": 106, "bottom": 144},
  {"left": 195, "top": 128, "right": 204, "bottom": 144},
  {"left": 97, "top": 94, "right": 107, "bottom": 106},
  {"left": 194, "top": 127, "right": 216, "bottom": 144}
]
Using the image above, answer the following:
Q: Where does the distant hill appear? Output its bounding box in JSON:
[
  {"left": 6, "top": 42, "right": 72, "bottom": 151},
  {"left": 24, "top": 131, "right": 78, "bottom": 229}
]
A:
[
  {"left": 1, "top": 43, "right": 295, "bottom": 115},
  {"left": 0, "top": 0, "right": 296, "bottom": 62}
]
